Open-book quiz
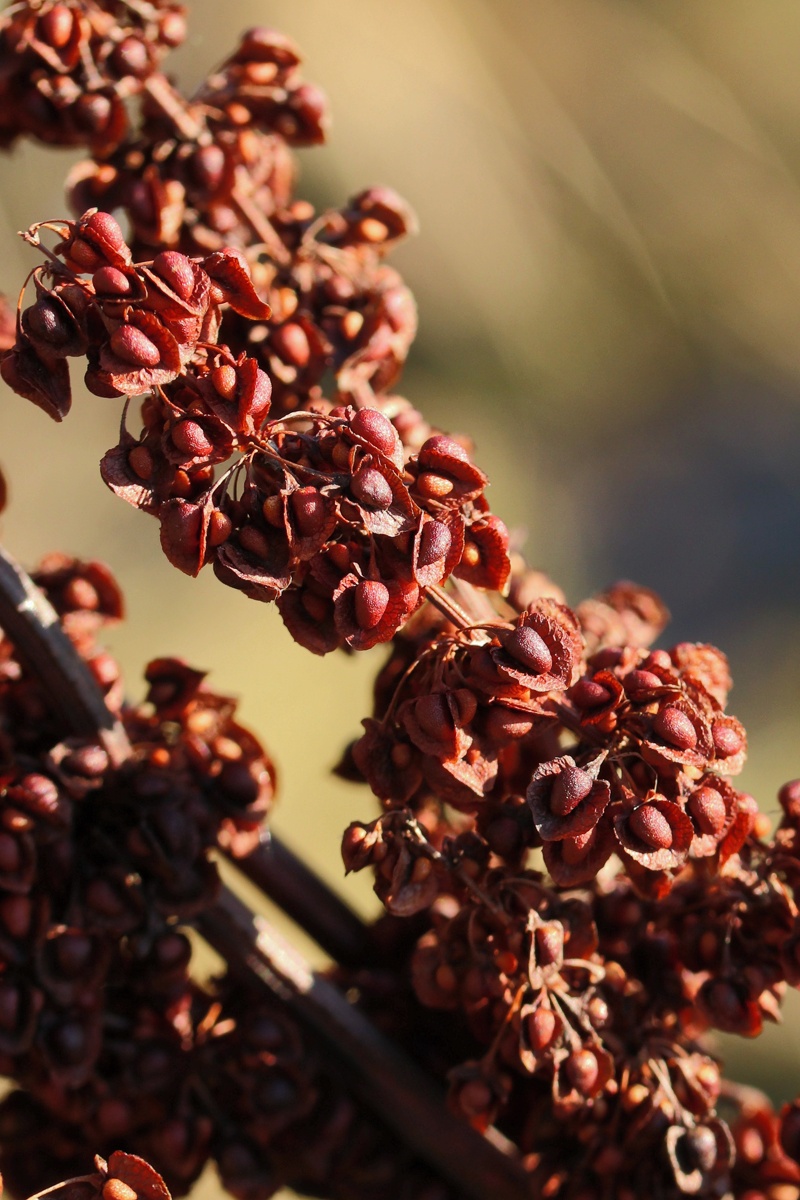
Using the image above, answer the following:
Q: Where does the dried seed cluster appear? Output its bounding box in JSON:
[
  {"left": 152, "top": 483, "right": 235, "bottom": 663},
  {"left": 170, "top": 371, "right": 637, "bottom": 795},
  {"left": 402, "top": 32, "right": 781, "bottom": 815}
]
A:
[
  {"left": 341, "top": 571, "right": 800, "bottom": 1196},
  {"left": 4, "top": 211, "right": 508, "bottom": 654},
  {"left": 1, "top": 3, "right": 800, "bottom": 1200},
  {"left": 0, "top": 0, "right": 186, "bottom": 154}
]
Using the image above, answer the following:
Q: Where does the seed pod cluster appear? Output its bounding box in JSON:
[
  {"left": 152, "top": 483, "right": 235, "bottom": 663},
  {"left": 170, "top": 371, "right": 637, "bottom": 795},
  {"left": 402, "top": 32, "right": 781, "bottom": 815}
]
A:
[{"left": 339, "top": 564, "right": 800, "bottom": 1197}]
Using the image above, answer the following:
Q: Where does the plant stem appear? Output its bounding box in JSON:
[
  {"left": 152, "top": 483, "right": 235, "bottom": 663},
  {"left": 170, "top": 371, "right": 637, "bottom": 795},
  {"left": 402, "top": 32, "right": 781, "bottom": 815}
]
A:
[
  {"left": 0, "top": 546, "right": 131, "bottom": 766},
  {"left": 237, "top": 833, "right": 370, "bottom": 966},
  {"left": 197, "top": 889, "right": 534, "bottom": 1200},
  {"left": 143, "top": 73, "right": 206, "bottom": 142}
]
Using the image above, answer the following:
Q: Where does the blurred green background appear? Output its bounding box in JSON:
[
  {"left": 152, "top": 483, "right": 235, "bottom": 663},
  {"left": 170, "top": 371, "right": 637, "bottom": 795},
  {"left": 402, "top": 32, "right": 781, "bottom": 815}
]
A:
[{"left": 2, "top": 0, "right": 800, "bottom": 1192}]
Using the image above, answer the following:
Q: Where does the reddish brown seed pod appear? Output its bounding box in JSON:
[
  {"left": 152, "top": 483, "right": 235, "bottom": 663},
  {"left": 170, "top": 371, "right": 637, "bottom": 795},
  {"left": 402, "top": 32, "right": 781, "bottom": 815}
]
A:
[
  {"left": 353, "top": 580, "right": 389, "bottom": 630},
  {"left": 171, "top": 420, "right": 214, "bottom": 458},
  {"left": 504, "top": 626, "right": 553, "bottom": 675},
  {"left": 290, "top": 488, "right": 328, "bottom": 536},
  {"left": 152, "top": 251, "right": 196, "bottom": 300},
  {"left": 38, "top": 4, "right": 74, "bottom": 49},
  {"left": 109, "top": 325, "right": 162, "bottom": 368},
  {"left": 211, "top": 364, "right": 238, "bottom": 400},
  {"left": 688, "top": 786, "right": 727, "bottom": 836},
  {"left": 571, "top": 678, "right": 612, "bottom": 708},
  {"left": 526, "top": 1006, "right": 557, "bottom": 1052},
  {"left": 564, "top": 1049, "right": 599, "bottom": 1095},
  {"left": 712, "top": 721, "right": 743, "bottom": 757},
  {"left": 272, "top": 322, "right": 310, "bottom": 367},
  {"left": 350, "top": 467, "right": 393, "bottom": 509},
  {"left": 652, "top": 706, "right": 697, "bottom": 751},
  {"left": 628, "top": 804, "right": 674, "bottom": 849},
  {"left": 549, "top": 766, "right": 593, "bottom": 816},
  {"left": 350, "top": 407, "right": 398, "bottom": 455},
  {"left": 93, "top": 266, "right": 133, "bottom": 297}
]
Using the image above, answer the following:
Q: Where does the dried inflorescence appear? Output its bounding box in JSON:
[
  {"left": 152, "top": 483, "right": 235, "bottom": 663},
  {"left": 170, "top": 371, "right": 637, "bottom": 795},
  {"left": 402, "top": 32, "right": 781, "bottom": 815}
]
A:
[
  {"left": 339, "top": 565, "right": 800, "bottom": 1196},
  {"left": 0, "top": 0, "right": 186, "bottom": 154},
  {"left": 0, "top": 556, "right": 274, "bottom": 1118},
  {"left": 2, "top": 3, "right": 800, "bottom": 1200},
  {"left": 3, "top": 212, "right": 508, "bottom": 654}
]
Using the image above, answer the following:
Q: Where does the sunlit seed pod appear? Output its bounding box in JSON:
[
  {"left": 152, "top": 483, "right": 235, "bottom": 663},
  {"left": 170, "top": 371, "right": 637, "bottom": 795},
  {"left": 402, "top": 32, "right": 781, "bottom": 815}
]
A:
[
  {"left": 549, "top": 766, "right": 593, "bottom": 816},
  {"left": 652, "top": 706, "right": 697, "bottom": 751},
  {"left": 351, "top": 467, "right": 393, "bottom": 509},
  {"left": 109, "top": 325, "right": 161, "bottom": 368},
  {"left": 628, "top": 805, "right": 673, "bottom": 850},
  {"left": 505, "top": 626, "right": 553, "bottom": 675},
  {"left": 353, "top": 580, "right": 390, "bottom": 630}
]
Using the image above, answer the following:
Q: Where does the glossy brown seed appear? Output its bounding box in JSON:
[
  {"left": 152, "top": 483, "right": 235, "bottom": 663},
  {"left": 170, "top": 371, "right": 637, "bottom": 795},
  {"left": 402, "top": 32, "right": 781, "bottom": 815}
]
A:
[
  {"left": 623, "top": 669, "right": 662, "bottom": 697},
  {"left": 684, "top": 1127, "right": 718, "bottom": 1173},
  {"left": 549, "top": 766, "right": 593, "bottom": 816},
  {"left": 414, "top": 694, "right": 451, "bottom": 740},
  {"left": 418, "top": 520, "right": 451, "bottom": 566},
  {"left": 290, "top": 488, "right": 327, "bottom": 535},
  {"left": 485, "top": 706, "right": 534, "bottom": 740},
  {"left": 25, "top": 299, "right": 71, "bottom": 347},
  {"left": 565, "top": 1049, "right": 599, "bottom": 1095},
  {"left": 688, "top": 786, "right": 727, "bottom": 836},
  {"left": 652, "top": 706, "right": 697, "bottom": 751},
  {"left": 152, "top": 251, "right": 195, "bottom": 300},
  {"left": 350, "top": 467, "right": 393, "bottom": 509},
  {"left": 39, "top": 4, "right": 74, "bottom": 48},
  {"left": 571, "top": 678, "right": 612, "bottom": 708},
  {"left": 172, "top": 420, "right": 214, "bottom": 457},
  {"left": 208, "top": 511, "right": 233, "bottom": 547},
  {"left": 712, "top": 722, "right": 743, "bottom": 757},
  {"left": 629, "top": 805, "right": 673, "bottom": 849},
  {"left": 505, "top": 626, "right": 553, "bottom": 675},
  {"left": 419, "top": 434, "right": 469, "bottom": 466},
  {"left": 111, "top": 36, "right": 150, "bottom": 78},
  {"left": 353, "top": 580, "right": 389, "bottom": 630},
  {"left": 109, "top": 325, "right": 161, "bottom": 368},
  {"left": 128, "top": 445, "right": 154, "bottom": 480},
  {"left": 102, "top": 1180, "right": 138, "bottom": 1200},
  {"left": 527, "top": 1006, "right": 557, "bottom": 1051},
  {"left": 272, "top": 322, "right": 310, "bottom": 367},
  {"left": 83, "top": 210, "right": 128, "bottom": 256},
  {"left": 211, "top": 364, "right": 238, "bottom": 400},
  {"left": 350, "top": 407, "right": 398, "bottom": 456},
  {"left": 93, "top": 266, "right": 132, "bottom": 297},
  {"left": 535, "top": 922, "right": 563, "bottom": 966},
  {"left": 415, "top": 471, "right": 453, "bottom": 499}
]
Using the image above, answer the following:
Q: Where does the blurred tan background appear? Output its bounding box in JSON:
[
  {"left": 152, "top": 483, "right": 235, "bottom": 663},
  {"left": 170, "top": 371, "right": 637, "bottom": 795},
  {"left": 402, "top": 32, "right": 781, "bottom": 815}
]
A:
[{"left": 2, "top": 0, "right": 800, "bottom": 1190}]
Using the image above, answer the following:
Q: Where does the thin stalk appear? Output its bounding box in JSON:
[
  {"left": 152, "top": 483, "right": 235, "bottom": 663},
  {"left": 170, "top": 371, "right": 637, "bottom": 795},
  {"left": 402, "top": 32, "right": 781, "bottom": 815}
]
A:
[
  {"left": 143, "top": 73, "right": 206, "bottom": 142},
  {"left": 237, "top": 833, "right": 370, "bottom": 966}
]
